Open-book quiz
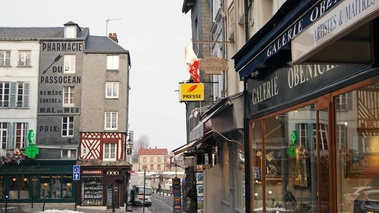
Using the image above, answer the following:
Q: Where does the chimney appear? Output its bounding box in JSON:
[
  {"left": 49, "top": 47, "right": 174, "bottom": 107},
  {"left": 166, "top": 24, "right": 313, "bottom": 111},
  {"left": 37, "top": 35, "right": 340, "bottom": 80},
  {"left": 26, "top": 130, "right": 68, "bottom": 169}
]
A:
[{"left": 108, "top": 33, "right": 118, "bottom": 43}]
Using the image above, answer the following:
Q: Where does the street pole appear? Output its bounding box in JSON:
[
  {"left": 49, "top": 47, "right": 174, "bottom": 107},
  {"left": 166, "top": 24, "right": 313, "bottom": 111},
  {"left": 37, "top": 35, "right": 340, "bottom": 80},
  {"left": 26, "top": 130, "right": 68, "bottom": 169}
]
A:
[{"left": 143, "top": 168, "right": 146, "bottom": 213}]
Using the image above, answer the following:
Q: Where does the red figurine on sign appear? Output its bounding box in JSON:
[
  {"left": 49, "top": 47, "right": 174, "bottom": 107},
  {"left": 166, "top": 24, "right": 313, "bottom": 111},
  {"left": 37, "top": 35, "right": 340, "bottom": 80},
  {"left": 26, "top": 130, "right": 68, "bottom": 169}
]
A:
[{"left": 185, "top": 42, "right": 200, "bottom": 82}]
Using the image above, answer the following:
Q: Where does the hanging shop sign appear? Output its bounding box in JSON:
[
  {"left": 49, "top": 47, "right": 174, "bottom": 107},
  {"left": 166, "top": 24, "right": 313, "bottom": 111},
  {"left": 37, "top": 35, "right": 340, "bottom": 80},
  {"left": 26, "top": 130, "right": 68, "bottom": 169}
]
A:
[
  {"left": 199, "top": 57, "right": 228, "bottom": 75},
  {"left": 179, "top": 83, "right": 204, "bottom": 102}
]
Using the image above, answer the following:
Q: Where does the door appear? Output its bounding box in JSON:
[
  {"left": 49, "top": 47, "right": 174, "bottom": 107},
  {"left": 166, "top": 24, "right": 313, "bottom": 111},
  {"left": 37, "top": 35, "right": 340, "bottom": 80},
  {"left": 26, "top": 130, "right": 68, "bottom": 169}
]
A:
[{"left": 316, "top": 94, "right": 332, "bottom": 212}]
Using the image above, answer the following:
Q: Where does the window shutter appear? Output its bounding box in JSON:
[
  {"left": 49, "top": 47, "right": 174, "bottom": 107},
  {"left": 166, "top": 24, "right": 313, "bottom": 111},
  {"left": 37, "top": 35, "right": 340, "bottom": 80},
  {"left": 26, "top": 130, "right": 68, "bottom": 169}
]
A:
[
  {"left": 24, "top": 123, "right": 29, "bottom": 147},
  {"left": 9, "top": 82, "right": 17, "bottom": 107},
  {"left": 24, "top": 82, "right": 30, "bottom": 107},
  {"left": 10, "top": 122, "right": 16, "bottom": 149}
]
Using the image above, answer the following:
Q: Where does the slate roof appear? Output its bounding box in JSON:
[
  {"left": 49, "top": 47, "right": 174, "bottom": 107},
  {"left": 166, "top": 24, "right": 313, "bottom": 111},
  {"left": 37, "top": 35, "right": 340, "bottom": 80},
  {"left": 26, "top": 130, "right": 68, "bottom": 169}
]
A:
[
  {"left": 85, "top": 36, "right": 128, "bottom": 54},
  {"left": 0, "top": 22, "right": 129, "bottom": 55}
]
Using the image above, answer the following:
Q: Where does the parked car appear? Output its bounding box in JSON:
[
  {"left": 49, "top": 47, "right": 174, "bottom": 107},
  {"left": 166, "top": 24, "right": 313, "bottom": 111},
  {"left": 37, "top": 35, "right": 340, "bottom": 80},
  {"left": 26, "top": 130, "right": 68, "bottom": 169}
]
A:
[
  {"left": 353, "top": 189, "right": 379, "bottom": 213},
  {"left": 345, "top": 186, "right": 371, "bottom": 203},
  {"left": 130, "top": 185, "right": 153, "bottom": 207}
]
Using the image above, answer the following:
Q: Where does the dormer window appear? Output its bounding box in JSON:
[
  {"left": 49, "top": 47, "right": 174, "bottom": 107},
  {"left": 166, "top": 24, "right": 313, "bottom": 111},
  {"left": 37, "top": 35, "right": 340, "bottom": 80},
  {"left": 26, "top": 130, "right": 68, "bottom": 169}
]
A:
[{"left": 65, "top": 26, "right": 77, "bottom": 38}]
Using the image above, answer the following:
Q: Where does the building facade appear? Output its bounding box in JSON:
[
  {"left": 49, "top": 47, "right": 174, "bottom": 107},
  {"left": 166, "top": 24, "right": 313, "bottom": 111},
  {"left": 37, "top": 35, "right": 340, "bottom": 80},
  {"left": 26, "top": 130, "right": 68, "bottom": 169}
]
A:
[
  {"left": 233, "top": 0, "right": 379, "bottom": 212},
  {"left": 137, "top": 148, "right": 168, "bottom": 172},
  {"left": 0, "top": 22, "right": 132, "bottom": 209}
]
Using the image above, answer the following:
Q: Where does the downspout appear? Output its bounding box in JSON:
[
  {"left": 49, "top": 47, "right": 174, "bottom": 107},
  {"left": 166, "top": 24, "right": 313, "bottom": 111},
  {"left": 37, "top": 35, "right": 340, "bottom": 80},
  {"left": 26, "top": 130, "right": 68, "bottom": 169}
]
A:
[
  {"left": 243, "top": 79, "right": 251, "bottom": 212},
  {"left": 244, "top": 0, "right": 250, "bottom": 41}
]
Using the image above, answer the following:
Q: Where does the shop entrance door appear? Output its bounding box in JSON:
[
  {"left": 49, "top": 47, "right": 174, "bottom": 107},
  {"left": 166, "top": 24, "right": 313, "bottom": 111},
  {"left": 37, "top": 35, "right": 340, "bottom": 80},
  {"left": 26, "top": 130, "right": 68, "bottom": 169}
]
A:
[
  {"left": 106, "top": 182, "right": 120, "bottom": 209},
  {"left": 316, "top": 94, "right": 332, "bottom": 212}
]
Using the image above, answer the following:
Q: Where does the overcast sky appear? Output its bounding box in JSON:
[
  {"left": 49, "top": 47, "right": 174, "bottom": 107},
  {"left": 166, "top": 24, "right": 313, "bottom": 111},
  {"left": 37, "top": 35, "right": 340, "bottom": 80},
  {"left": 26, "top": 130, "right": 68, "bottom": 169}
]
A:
[{"left": 2, "top": 1, "right": 192, "bottom": 152}]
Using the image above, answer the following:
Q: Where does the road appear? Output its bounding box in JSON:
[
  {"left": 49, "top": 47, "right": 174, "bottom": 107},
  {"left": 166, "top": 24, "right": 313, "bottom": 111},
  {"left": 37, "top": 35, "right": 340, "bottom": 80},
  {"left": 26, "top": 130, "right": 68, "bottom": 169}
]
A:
[{"left": 149, "top": 193, "right": 174, "bottom": 213}]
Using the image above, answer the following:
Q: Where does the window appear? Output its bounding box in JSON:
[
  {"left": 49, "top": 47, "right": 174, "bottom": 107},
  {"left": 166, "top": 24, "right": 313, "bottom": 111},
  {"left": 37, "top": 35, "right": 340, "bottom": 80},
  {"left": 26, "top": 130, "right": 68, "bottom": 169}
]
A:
[
  {"left": 65, "top": 26, "right": 77, "bottom": 38},
  {"left": 18, "top": 50, "right": 31, "bottom": 66},
  {"left": 150, "top": 157, "right": 154, "bottom": 162},
  {"left": 335, "top": 92, "right": 352, "bottom": 110},
  {"left": 15, "top": 82, "right": 29, "bottom": 107},
  {"left": 13, "top": 123, "right": 28, "bottom": 149},
  {"left": 157, "top": 157, "right": 161, "bottom": 162},
  {"left": 107, "top": 55, "right": 119, "bottom": 70},
  {"left": 105, "top": 112, "right": 118, "bottom": 130},
  {"left": 143, "top": 157, "right": 147, "bottom": 163},
  {"left": 64, "top": 55, "right": 76, "bottom": 73},
  {"left": 0, "top": 82, "right": 10, "bottom": 107},
  {"left": 105, "top": 82, "right": 119, "bottom": 98},
  {"left": 104, "top": 143, "right": 116, "bottom": 160},
  {"left": 0, "top": 122, "right": 8, "bottom": 149},
  {"left": 157, "top": 164, "right": 161, "bottom": 170},
  {"left": 0, "top": 50, "right": 11, "bottom": 66},
  {"left": 63, "top": 86, "right": 74, "bottom": 107},
  {"left": 0, "top": 81, "right": 29, "bottom": 108},
  {"left": 62, "top": 149, "right": 77, "bottom": 159},
  {"left": 62, "top": 117, "right": 74, "bottom": 137},
  {"left": 150, "top": 165, "right": 154, "bottom": 171}
]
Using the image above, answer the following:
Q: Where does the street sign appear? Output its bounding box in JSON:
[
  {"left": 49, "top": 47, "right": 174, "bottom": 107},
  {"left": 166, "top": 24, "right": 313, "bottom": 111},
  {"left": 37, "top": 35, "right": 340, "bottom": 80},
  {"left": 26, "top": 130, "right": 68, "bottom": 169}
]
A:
[{"left": 73, "top": 165, "right": 80, "bottom": 180}]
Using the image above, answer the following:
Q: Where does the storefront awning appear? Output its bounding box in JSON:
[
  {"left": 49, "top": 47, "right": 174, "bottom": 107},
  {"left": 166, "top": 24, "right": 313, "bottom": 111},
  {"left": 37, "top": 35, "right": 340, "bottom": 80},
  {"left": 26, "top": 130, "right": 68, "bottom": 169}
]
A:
[
  {"left": 232, "top": 0, "right": 339, "bottom": 80},
  {"left": 291, "top": 0, "right": 379, "bottom": 64},
  {"left": 171, "top": 140, "right": 202, "bottom": 156}
]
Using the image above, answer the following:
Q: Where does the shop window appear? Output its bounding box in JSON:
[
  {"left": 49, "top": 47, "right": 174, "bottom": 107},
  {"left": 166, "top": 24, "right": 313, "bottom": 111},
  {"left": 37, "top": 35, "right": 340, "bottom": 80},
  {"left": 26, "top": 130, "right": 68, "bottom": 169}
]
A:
[
  {"left": 51, "top": 176, "right": 62, "bottom": 199},
  {"left": 82, "top": 178, "right": 103, "bottom": 205},
  {"left": 62, "top": 175, "right": 73, "bottom": 198},
  {"left": 336, "top": 82, "right": 379, "bottom": 213},
  {"left": 252, "top": 104, "right": 320, "bottom": 212},
  {"left": 40, "top": 175, "right": 50, "bottom": 198},
  {"left": 8, "top": 175, "right": 29, "bottom": 199}
]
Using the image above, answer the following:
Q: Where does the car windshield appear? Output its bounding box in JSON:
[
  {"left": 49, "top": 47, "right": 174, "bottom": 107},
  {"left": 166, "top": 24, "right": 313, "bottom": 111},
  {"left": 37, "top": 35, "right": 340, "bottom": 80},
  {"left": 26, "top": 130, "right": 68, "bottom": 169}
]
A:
[{"left": 135, "top": 187, "right": 152, "bottom": 195}]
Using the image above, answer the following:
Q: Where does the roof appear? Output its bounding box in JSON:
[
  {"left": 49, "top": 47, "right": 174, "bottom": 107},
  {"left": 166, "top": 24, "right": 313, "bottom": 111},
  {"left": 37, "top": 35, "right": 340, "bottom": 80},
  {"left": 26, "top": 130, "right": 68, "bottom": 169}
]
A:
[
  {"left": 0, "top": 27, "right": 89, "bottom": 40},
  {"left": 85, "top": 36, "right": 129, "bottom": 54},
  {"left": 0, "top": 22, "right": 129, "bottom": 55},
  {"left": 138, "top": 148, "right": 168, "bottom": 155}
]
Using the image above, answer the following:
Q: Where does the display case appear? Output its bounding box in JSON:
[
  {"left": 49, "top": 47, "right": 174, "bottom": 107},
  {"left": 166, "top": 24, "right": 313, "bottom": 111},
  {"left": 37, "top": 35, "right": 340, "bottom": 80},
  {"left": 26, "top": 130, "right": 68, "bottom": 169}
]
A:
[{"left": 82, "top": 178, "right": 103, "bottom": 206}]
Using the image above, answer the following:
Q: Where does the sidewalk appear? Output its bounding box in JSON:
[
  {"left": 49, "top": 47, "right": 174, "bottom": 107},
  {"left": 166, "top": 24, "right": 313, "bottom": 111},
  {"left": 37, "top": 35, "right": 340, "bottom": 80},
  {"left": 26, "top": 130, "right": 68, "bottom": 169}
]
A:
[{"left": 2, "top": 203, "right": 153, "bottom": 213}]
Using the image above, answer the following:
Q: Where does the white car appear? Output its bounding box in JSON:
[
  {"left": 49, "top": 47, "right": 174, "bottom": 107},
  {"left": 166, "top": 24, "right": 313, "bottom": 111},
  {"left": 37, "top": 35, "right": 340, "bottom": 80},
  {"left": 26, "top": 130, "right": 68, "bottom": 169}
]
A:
[{"left": 344, "top": 186, "right": 371, "bottom": 203}]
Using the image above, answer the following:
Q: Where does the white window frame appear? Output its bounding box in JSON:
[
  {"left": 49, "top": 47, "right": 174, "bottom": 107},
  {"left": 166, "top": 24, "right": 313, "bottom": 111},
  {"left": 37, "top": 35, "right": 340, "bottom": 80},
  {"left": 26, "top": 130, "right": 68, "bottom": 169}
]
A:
[
  {"left": 62, "top": 149, "right": 77, "bottom": 158},
  {"left": 104, "top": 112, "right": 118, "bottom": 130},
  {"left": 13, "top": 122, "right": 28, "bottom": 149},
  {"left": 64, "top": 26, "right": 77, "bottom": 38},
  {"left": 105, "top": 82, "right": 119, "bottom": 98},
  {"left": 0, "top": 122, "right": 8, "bottom": 149},
  {"left": 18, "top": 50, "right": 31, "bottom": 66},
  {"left": 106, "top": 55, "right": 119, "bottom": 70},
  {"left": 62, "top": 117, "right": 74, "bottom": 137},
  {"left": 63, "top": 86, "right": 75, "bottom": 107},
  {"left": 0, "top": 50, "right": 11, "bottom": 66},
  {"left": 0, "top": 82, "right": 10, "bottom": 107},
  {"left": 64, "top": 55, "right": 76, "bottom": 74},
  {"left": 103, "top": 143, "right": 116, "bottom": 161}
]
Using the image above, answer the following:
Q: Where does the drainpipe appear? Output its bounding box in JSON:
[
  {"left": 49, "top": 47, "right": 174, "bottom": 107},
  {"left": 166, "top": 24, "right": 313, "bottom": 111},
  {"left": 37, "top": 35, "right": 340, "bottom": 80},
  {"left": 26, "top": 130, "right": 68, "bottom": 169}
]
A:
[{"left": 243, "top": 79, "right": 251, "bottom": 212}]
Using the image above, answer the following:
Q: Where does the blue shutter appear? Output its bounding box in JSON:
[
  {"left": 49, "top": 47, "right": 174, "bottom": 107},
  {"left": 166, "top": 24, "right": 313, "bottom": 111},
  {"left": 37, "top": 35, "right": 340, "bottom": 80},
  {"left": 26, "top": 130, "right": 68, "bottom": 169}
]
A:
[
  {"left": 23, "top": 82, "right": 30, "bottom": 107},
  {"left": 9, "top": 82, "right": 17, "bottom": 108}
]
